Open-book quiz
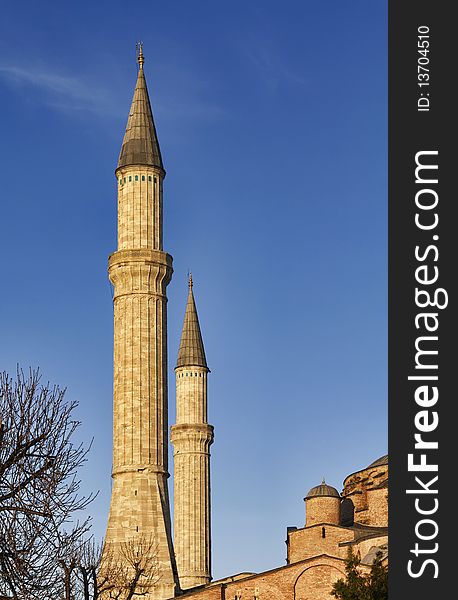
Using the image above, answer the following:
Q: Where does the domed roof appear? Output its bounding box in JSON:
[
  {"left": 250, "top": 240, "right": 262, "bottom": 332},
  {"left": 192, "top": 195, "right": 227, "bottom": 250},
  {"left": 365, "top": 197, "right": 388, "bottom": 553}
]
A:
[
  {"left": 305, "top": 479, "right": 340, "bottom": 500},
  {"left": 368, "top": 455, "right": 388, "bottom": 468}
]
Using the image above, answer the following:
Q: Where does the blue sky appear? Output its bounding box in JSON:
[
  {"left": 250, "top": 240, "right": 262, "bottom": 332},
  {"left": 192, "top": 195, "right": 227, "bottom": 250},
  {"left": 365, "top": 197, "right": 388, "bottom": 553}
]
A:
[{"left": 0, "top": 0, "right": 387, "bottom": 579}]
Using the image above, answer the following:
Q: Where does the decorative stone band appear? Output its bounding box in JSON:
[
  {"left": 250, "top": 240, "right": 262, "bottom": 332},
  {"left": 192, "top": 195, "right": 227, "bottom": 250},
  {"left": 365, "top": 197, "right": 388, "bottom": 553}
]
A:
[
  {"left": 108, "top": 249, "right": 173, "bottom": 298},
  {"left": 170, "top": 423, "right": 214, "bottom": 449},
  {"left": 111, "top": 464, "right": 170, "bottom": 477},
  {"left": 115, "top": 164, "right": 166, "bottom": 180}
]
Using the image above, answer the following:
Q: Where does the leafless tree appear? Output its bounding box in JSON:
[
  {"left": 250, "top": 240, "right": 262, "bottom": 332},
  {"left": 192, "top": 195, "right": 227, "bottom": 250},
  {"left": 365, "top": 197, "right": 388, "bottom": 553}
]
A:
[
  {"left": 77, "top": 538, "right": 101, "bottom": 600},
  {"left": 76, "top": 537, "right": 116, "bottom": 600},
  {"left": 0, "top": 368, "right": 95, "bottom": 600},
  {"left": 99, "top": 536, "right": 160, "bottom": 600},
  {"left": 52, "top": 534, "right": 160, "bottom": 600}
]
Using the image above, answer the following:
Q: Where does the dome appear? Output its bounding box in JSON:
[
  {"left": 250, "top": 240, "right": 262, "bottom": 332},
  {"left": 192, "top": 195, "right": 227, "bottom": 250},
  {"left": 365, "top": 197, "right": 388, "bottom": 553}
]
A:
[
  {"left": 368, "top": 455, "right": 388, "bottom": 468},
  {"left": 305, "top": 480, "right": 340, "bottom": 500}
]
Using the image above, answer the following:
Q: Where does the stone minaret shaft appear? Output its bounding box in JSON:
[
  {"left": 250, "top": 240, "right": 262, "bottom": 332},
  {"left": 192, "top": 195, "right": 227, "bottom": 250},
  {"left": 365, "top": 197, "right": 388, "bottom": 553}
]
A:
[
  {"left": 104, "top": 46, "right": 178, "bottom": 600},
  {"left": 171, "top": 278, "right": 214, "bottom": 589}
]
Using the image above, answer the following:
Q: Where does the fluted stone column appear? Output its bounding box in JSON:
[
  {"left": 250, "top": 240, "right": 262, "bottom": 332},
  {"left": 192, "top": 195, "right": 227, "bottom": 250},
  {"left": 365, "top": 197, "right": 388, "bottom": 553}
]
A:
[{"left": 171, "top": 279, "right": 214, "bottom": 589}]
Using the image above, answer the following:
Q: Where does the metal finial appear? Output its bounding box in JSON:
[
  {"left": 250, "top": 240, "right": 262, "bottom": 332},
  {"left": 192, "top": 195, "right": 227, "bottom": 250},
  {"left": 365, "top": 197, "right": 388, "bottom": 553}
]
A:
[
  {"left": 322, "top": 477, "right": 326, "bottom": 485},
  {"left": 188, "top": 272, "right": 193, "bottom": 290},
  {"left": 136, "top": 41, "right": 144, "bottom": 68}
]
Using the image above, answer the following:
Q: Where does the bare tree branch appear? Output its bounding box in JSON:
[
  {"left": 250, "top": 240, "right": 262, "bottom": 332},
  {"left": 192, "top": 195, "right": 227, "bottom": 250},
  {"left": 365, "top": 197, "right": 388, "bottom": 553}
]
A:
[
  {"left": 99, "top": 536, "right": 160, "bottom": 600},
  {"left": 0, "top": 367, "right": 96, "bottom": 600}
]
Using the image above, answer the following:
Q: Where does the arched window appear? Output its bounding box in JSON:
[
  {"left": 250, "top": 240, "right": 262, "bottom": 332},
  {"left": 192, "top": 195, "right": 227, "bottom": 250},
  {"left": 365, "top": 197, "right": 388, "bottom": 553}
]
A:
[{"left": 340, "top": 498, "right": 355, "bottom": 527}]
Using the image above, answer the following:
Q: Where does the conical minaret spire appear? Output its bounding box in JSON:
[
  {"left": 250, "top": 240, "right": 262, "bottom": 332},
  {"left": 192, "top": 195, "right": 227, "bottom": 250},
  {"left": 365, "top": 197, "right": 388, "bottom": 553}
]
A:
[
  {"left": 176, "top": 274, "right": 208, "bottom": 369},
  {"left": 171, "top": 278, "right": 214, "bottom": 589},
  {"left": 117, "top": 44, "right": 163, "bottom": 171},
  {"left": 103, "top": 46, "right": 178, "bottom": 600}
]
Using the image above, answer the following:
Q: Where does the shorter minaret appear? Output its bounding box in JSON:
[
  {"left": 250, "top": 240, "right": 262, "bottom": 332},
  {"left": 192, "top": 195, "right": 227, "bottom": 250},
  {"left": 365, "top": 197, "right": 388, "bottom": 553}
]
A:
[{"left": 171, "top": 276, "right": 214, "bottom": 589}]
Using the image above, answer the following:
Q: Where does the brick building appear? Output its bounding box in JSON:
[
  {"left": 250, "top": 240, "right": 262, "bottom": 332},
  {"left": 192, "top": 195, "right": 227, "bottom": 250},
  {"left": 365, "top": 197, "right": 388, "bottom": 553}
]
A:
[{"left": 170, "top": 456, "right": 388, "bottom": 600}]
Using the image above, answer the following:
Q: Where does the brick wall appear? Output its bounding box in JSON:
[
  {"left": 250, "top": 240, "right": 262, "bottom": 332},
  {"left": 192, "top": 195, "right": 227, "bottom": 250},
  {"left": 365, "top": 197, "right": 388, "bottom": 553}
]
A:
[
  {"left": 294, "top": 562, "right": 346, "bottom": 600},
  {"left": 174, "top": 555, "right": 369, "bottom": 600},
  {"left": 288, "top": 525, "right": 352, "bottom": 563}
]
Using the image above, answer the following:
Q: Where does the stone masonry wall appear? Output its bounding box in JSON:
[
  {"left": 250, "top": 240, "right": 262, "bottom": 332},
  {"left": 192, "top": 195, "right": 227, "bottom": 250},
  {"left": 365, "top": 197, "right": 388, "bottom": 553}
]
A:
[
  {"left": 305, "top": 497, "right": 340, "bottom": 527},
  {"left": 342, "top": 463, "right": 388, "bottom": 527}
]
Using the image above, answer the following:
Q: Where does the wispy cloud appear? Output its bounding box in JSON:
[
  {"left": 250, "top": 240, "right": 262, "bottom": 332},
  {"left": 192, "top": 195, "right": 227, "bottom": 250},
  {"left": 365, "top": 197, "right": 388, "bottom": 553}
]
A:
[
  {"left": 0, "top": 61, "right": 226, "bottom": 128},
  {"left": 0, "top": 64, "right": 122, "bottom": 117},
  {"left": 242, "top": 42, "right": 308, "bottom": 90}
]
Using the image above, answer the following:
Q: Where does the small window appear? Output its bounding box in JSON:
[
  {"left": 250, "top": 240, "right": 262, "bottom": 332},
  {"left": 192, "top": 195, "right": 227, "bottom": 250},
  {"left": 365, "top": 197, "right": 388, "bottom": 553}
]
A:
[
  {"left": 135, "top": 175, "right": 139, "bottom": 181},
  {"left": 148, "top": 176, "right": 152, "bottom": 182},
  {"left": 322, "top": 527, "right": 326, "bottom": 538},
  {"left": 123, "top": 177, "right": 126, "bottom": 183},
  {"left": 142, "top": 175, "right": 145, "bottom": 181},
  {"left": 129, "top": 176, "right": 132, "bottom": 182},
  {"left": 154, "top": 176, "right": 157, "bottom": 183}
]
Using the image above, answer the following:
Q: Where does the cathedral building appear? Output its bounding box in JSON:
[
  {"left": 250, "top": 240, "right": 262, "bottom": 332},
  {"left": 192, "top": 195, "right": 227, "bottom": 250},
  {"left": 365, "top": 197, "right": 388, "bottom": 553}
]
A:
[
  {"left": 103, "top": 47, "right": 388, "bottom": 600},
  {"left": 178, "top": 456, "right": 388, "bottom": 600}
]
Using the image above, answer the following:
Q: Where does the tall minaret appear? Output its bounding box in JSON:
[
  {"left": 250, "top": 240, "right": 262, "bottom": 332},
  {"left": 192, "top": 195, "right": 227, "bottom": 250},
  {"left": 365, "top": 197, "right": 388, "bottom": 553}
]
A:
[
  {"left": 103, "top": 45, "right": 178, "bottom": 599},
  {"left": 171, "top": 276, "right": 214, "bottom": 590}
]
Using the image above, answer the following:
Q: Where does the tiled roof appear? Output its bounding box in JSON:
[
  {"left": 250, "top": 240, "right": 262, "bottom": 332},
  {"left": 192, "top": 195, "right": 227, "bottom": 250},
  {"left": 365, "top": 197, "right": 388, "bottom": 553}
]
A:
[{"left": 305, "top": 479, "right": 340, "bottom": 499}]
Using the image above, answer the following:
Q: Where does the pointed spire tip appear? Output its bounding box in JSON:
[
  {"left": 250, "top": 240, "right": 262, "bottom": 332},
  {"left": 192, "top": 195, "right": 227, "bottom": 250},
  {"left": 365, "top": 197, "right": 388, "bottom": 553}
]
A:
[{"left": 136, "top": 41, "right": 144, "bottom": 69}]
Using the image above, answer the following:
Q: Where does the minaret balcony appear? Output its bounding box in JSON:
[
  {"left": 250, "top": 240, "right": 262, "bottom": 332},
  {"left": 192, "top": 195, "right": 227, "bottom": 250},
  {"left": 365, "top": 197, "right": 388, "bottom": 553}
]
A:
[
  {"left": 108, "top": 249, "right": 173, "bottom": 297},
  {"left": 170, "top": 423, "right": 214, "bottom": 449}
]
